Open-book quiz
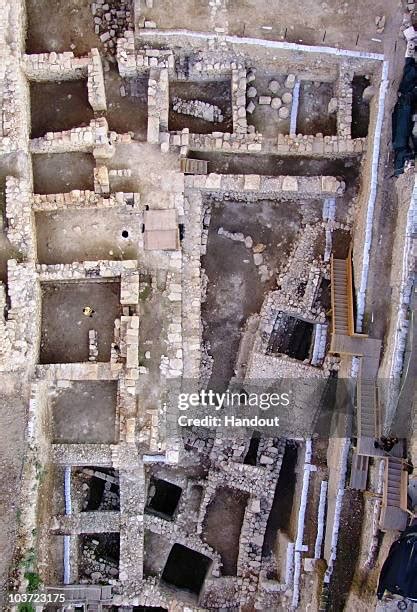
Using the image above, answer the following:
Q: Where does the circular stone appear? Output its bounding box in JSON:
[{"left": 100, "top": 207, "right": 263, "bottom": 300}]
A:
[
  {"left": 271, "top": 97, "right": 282, "bottom": 109},
  {"left": 282, "top": 92, "right": 293, "bottom": 104},
  {"left": 247, "top": 86, "right": 257, "bottom": 98},
  {"left": 278, "top": 106, "right": 290, "bottom": 119},
  {"left": 268, "top": 79, "right": 279, "bottom": 94}
]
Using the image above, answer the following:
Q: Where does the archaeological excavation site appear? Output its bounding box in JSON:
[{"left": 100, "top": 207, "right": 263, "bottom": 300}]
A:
[{"left": 1, "top": 0, "right": 417, "bottom": 611}]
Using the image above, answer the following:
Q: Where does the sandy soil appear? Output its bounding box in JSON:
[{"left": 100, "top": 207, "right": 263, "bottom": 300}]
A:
[
  {"left": 25, "top": 0, "right": 103, "bottom": 55},
  {"left": 40, "top": 280, "right": 121, "bottom": 364},
  {"left": 140, "top": 0, "right": 396, "bottom": 54},
  {"left": 51, "top": 381, "right": 118, "bottom": 444},
  {"left": 0, "top": 376, "right": 28, "bottom": 603},
  {"left": 32, "top": 153, "right": 95, "bottom": 194},
  {"left": 35, "top": 208, "right": 141, "bottom": 264}
]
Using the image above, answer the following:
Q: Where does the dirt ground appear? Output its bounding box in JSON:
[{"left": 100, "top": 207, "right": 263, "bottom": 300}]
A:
[
  {"left": 190, "top": 151, "right": 361, "bottom": 178},
  {"left": 143, "top": 531, "right": 173, "bottom": 578},
  {"left": 246, "top": 73, "right": 291, "bottom": 138},
  {"left": 202, "top": 195, "right": 322, "bottom": 390},
  {"left": 0, "top": 375, "right": 28, "bottom": 604},
  {"left": 141, "top": 0, "right": 396, "bottom": 54},
  {"left": 40, "top": 280, "right": 121, "bottom": 364},
  {"left": 35, "top": 208, "right": 141, "bottom": 264},
  {"left": 104, "top": 66, "right": 148, "bottom": 139},
  {"left": 103, "top": 142, "right": 182, "bottom": 209},
  {"left": 202, "top": 487, "right": 249, "bottom": 576},
  {"left": 32, "top": 153, "right": 95, "bottom": 194},
  {"left": 297, "top": 81, "right": 337, "bottom": 136},
  {"left": 30, "top": 81, "right": 93, "bottom": 139},
  {"left": 25, "top": 0, "right": 103, "bottom": 55},
  {"left": 51, "top": 381, "right": 118, "bottom": 444}
]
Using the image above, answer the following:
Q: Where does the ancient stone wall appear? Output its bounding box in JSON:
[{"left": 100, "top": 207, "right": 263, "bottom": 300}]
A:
[
  {"left": 117, "top": 32, "right": 175, "bottom": 77},
  {"left": 23, "top": 52, "right": 90, "bottom": 81},
  {"left": 30, "top": 117, "right": 111, "bottom": 154}
]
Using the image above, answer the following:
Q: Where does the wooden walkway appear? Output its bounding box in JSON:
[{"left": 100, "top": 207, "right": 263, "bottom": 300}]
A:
[
  {"left": 379, "top": 457, "right": 409, "bottom": 532},
  {"left": 331, "top": 253, "right": 409, "bottom": 530}
]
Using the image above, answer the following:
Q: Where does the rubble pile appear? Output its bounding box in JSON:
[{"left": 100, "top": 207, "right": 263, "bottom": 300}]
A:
[
  {"left": 172, "top": 96, "right": 224, "bottom": 123},
  {"left": 91, "top": 0, "right": 133, "bottom": 55}
]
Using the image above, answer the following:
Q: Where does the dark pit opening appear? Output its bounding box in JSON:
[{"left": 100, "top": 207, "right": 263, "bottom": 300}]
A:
[
  {"left": 161, "top": 543, "right": 212, "bottom": 597},
  {"left": 121, "top": 230, "right": 129, "bottom": 238},
  {"left": 263, "top": 442, "right": 298, "bottom": 555},
  {"left": 76, "top": 467, "right": 120, "bottom": 511},
  {"left": 30, "top": 80, "right": 93, "bottom": 139},
  {"left": 315, "top": 277, "right": 331, "bottom": 312},
  {"left": 351, "top": 76, "right": 371, "bottom": 139},
  {"left": 267, "top": 312, "right": 314, "bottom": 361},
  {"left": 244, "top": 431, "right": 261, "bottom": 465},
  {"left": 189, "top": 151, "right": 361, "bottom": 177},
  {"left": 146, "top": 477, "right": 182, "bottom": 520}
]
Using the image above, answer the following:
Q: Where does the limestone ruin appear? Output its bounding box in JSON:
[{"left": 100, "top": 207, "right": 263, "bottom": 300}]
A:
[{"left": 1, "top": 1, "right": 417, "bottom": 611}]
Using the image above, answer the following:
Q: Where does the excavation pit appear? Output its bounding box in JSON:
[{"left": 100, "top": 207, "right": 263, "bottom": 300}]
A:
[
  {"left": 35, "top": 208, "right": 140, "bottom": 264},
  {"left": 297, "top": 81, "right": 337, "bottom": 136},
  {"left": 266, "top": 312, "right": 314, "bottom": 361},
  {"left": 351, "top": 75, "right": 371, "bottom": 138},
  {"left": 25, "top": 0, "right": 102, "bottom": 55},
  {"left": 202, "top": 486, "right": 249, "bottom": 576},
  {"left": 51, "top": 381, "right": 118, "bottom": 444},
  {"left": 30, "top": 80, "right": 93, "bottom": 139},
  {"left": 79, "top": 533, "right": 120, "bottom": 582},
  {"left": 169, "top": 80, "right": 232, "bottom": 134},
  {"left": 189, "top": 151, "right": 360, "bottom": 177},
  {"left": 74, "top": 467, "right": 120, "bottom": 511},
  {"left": 202, "top": 195, "right": 315, "bottom": 390},
  {"left": 161, "top": 543, "right": 212, "bottom": 598},
  {"left": 244, "top": 431, "right": 261, "bottom": 465},
  {"left": 105, "top": 67, "right": 148, "bottom": 139},
  {"left": 263, "top": 442, "right": 298, "bottom": 555},
  {"left": 40, "top": 279, "right": 120, "bottom": 364},
  {"left": 245, "top": 73, "right": 291, "bottom": 138},
  {"left": 138, "top": 275, "right": 167, "bottom": 389},
  {"left": 145, "top": 477, "right": 182, "bottom": 520},
  {"left": 32, "top": 153, "right": 95, "bottom": 194}
]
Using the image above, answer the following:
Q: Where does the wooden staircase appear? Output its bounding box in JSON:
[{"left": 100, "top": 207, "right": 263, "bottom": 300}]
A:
[
  {"left": 357, "top": 376, "right": 380, "bottom": 440},
  {"left": 379, "top": 457, "right": 409, "bottom": 532},
  {"left": 331, "top": 257, "right": 351, "bottom": 336}
]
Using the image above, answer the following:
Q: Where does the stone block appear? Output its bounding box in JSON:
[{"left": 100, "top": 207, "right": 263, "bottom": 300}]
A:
[
  {"left": 259, "top": 96, "right": 272, "bottom": 105},
  {"left": 282, "top": 176, "right": 298, "bottom": 191},
  {"left": 244, "top": 174, "right": 261, "bottom": 191}
]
